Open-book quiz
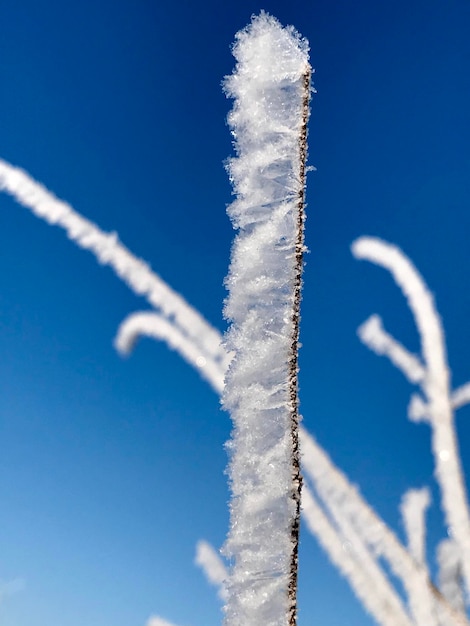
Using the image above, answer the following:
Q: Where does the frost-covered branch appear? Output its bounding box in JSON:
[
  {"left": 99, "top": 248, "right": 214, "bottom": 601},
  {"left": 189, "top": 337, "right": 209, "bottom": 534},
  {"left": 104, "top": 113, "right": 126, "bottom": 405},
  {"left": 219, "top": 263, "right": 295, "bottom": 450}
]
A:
[
  {"left": 358, "top": 314, "right": 425, "bottom": 383},
  {"left": 115, "top": 311, "right": 227, "bottom": 393},
  {"left": 437, "top": 539, "right": 465, "bottom": 616},
  {"left": 301, "top": 426, "right": 469, "bottom": 626},
  {"left": 352, "top": 236, "right": 470, "bottom": 597},
  {"left": 222, "top": 12, "right": 311, "bottom": 626},
  {"left": 0, "top": 158, "right": 226, "bottom": 368},
  {"left": 302, "top": 483, "right": 414, "bottom": 626},
  {"left": 400, "top": 488, "right": 437, "bottom": 626},
  {"left": 400, "top": 488, "right": 431, "bottom": 566},
  {"left": 451, "top": 382, "right": 470, "bottom": 411}
]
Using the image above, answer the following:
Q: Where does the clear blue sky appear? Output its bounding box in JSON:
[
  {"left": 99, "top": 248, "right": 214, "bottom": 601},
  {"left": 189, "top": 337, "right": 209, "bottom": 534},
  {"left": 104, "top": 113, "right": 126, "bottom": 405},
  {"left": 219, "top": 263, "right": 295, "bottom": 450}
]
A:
[{"left": 0, "top": 1, "right": 469, "bottom": 625}]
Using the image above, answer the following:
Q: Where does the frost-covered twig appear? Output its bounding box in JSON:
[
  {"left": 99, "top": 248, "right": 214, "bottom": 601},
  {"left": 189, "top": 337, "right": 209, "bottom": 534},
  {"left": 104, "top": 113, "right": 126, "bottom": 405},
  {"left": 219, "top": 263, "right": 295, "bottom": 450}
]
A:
[
  {"left": 437, "top": 539, "right": 465, "bottom": 616},
  {"left": 115, "top": 311, "right": 227, "bottom": 393},
  {"left": 0, "top": 158, "right": 226, "bottom": 367},
  {"left": 195, "top": 540, "right": 228, "bottom": 601},
  {"left": 302, "top": 483, "right": 414, "bottom": 626},
  {"left": 400, "top": 488, "right": 438, "bottom": 626},
  {"left": 400, "top": 488, "right": 431, "bottom": 567},
  {"left": 451, "top": 382, "right": 470, "bottom": 411},
  {"left": 358, "top": 314, "right": 425, "bottom": 383},
  {"left": 301, "top": 426, "right": 469, "bottom": 626},
  {"left": 222, "top": 12, "right": 311, "bottom": 626},
  {"left": 352, "top": 236, "right": 470, "bottom": 598}
]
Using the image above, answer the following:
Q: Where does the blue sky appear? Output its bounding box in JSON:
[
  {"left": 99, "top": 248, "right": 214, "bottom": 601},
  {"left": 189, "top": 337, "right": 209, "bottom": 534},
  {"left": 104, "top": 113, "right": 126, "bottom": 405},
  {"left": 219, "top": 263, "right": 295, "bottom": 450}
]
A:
[{"left": 0, "top": 1, "right": 469, "bottom": 625}]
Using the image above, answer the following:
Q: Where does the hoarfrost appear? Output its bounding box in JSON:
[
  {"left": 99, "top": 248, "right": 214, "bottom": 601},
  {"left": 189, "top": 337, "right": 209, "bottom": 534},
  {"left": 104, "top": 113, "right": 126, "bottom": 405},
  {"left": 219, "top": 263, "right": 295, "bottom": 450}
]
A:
[{"left": 222, "top": 12, "right": 311, "bottom": 626}]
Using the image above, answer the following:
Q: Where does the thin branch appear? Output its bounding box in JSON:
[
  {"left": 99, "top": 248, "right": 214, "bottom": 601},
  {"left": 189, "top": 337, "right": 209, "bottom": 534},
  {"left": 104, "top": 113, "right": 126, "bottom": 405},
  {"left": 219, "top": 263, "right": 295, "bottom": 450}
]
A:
[
  {"left": 451, "top": 382, "right": 470, "bottom": 411},
  {"left": 352, "top": 236, "right": 470, "bottom": 597},
  {"left": 0, "top": 158, "right": 226, "bottom": 366},
  {"left": 114, "top": 311, "right": 226, "bottom": 394},
  {"left": 436, "top": 539, "right": 466, "bottom": 616},
  {"left": 358, "top": 314, "right": 425, "bottom": 383},
  {"left": 400, "top": 488, "right": 431, "bottom": 566},
  {"left": 400, "top": 488, "right": 438, "bottom": 626},
  {"left": 300, "top": 426, "right": 469, "bottom": 626},
  {"left": 303, "top": 483, "right": 414, "bottom": 626}
]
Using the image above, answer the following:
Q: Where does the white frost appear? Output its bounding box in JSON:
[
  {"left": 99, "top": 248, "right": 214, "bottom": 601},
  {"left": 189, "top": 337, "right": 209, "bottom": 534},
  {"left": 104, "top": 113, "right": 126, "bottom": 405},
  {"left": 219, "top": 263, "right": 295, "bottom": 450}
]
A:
[{"left": 222, "top": 12, "right": 310, "bottom": 626}]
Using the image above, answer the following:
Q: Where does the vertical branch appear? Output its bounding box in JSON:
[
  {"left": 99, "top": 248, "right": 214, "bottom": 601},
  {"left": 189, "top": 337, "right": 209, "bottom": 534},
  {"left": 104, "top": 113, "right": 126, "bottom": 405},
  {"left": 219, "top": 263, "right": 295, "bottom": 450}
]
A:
[
  {"left": 400, "top": 488, "right": 438, "bottom": 626},
  {"left": 287, "top": 68, "right": 311, "bottom": 625},
  {"left": 222, "top": 12, "right": 311, "bottom": 626},
  {"left": 400, "top": 488, "right": 431, "bottom": 567}
]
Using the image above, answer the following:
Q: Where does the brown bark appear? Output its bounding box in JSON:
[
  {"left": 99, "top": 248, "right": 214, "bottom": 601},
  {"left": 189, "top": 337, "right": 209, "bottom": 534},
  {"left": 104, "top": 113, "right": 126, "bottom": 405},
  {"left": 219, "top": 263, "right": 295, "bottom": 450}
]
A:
[{"left": 287, "top": 67, "right": 311, "bottom": 626}]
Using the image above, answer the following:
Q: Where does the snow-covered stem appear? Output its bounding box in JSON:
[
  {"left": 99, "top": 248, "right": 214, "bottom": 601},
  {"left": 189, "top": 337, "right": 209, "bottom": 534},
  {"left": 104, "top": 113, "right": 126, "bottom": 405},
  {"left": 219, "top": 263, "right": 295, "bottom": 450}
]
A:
[
  {"left": 451, "top": 382, "right": 470, "bottom": 410},
  {"left": 303, "top": 483, "right": 414, "bottom": 626},
  {"left": 358, "top": 314, "right": 425, "bottom": 384},
  {"left": 222, "top": 12, "right": 311, "bottom": 626},
  {"left": 400, "top": 488, "right": 431, "bottom": 566},
  {"left": 437, "top": 539, "right": 465, "bottom": 616},
  {"left": 0, "top": 158, "right": 227, "bottom": 367},
  {"left": 300, "top": 426, "right": 469, "bottom": 626},
  {"left": 400, "top": 488, "right": 437, "bottom": 626},
  {"left": 114, "top": 311, "right": 227, "bottom": 393},
  {"left": 352, "top": 236, "right": 470, "bottom": 597}
]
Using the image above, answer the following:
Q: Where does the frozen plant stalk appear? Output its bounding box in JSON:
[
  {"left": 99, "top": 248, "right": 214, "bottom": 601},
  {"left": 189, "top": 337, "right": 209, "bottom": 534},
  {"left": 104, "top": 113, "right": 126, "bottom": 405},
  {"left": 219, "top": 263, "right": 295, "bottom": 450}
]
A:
[{"left": 222, "top": 12, "right": 311, "bottom": 626}]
